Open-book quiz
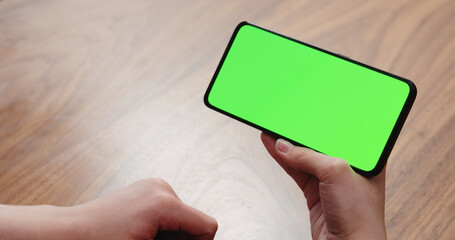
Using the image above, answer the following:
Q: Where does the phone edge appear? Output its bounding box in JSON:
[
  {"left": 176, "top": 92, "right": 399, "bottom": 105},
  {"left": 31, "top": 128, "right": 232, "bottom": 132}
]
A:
[{"left": 203, "top": 21, "right": 418, "bottom": 177}]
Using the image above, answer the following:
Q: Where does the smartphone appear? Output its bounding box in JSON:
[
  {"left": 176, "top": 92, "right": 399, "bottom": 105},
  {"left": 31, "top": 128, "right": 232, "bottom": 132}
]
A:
[{"left": 204, "top": 22, "right": 416, "bottom": 177}]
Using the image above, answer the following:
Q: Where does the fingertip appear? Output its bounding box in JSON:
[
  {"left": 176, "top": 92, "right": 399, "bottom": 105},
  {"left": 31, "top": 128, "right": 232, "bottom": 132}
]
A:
[
  {"left": 261, "top": 132, "right": 277, "bottom": 150},
  {"left": 260, "top": 132, "right": 275, "bottom": 144},
  {"left": 276, "top": 142, "right": 323, "bottom": 176},
  {"left": 208, "top": 216, "right": 218, "bottom": 235},
  {"left": 276, "top": 139, "right": 291, "bottom": 153},
  {"left": 260, "top": 131, "right": 267, "bottom": 139},
  {"left": 206, "top": 214, "right": 218, "bottom": 229},
  {"left": 175, "top": 204, "right": 219, "bottom": 238},
  {"left": 196, "top": 214, "right": 218, "bottom": 240}
]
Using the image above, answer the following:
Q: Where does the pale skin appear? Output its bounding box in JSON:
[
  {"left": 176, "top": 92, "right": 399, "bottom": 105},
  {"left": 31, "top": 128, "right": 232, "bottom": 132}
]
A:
[
  {"left": 0, "top": 178, "right": 218, "bottom": 240},
  {"left": 261, "top": 132, "right": 387, "bottom": 240},
  {"left": 0, "top": 133, "right": 387, "bottom": 239}
]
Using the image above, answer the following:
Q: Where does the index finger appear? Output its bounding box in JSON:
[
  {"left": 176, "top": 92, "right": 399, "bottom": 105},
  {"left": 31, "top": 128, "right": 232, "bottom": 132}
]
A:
[{"left": 156, "top": 200, "right": 218, "bottom": 240}]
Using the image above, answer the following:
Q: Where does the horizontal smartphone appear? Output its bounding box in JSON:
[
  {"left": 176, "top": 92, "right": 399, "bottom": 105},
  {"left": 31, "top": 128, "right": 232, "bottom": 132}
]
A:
[{"left": 204, "top": 22, "right": 416, "bottom": 177}]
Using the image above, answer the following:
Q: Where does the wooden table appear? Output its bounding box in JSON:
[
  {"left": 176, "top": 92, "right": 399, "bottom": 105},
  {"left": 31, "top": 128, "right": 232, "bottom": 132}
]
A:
[{"left": 0, "top": 0, "right": 454, "bottom": 239}]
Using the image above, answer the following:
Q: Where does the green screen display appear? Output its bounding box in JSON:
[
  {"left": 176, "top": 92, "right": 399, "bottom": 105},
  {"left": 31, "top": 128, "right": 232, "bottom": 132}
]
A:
[{"left": 205, "top": 22, "right": 416, "bottom": 176}]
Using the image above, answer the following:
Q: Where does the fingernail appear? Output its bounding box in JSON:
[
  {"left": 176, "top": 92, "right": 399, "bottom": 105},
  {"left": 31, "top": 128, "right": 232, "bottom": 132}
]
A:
[{"left": 277, "top": 139, "right": 291, "bottom": 153}]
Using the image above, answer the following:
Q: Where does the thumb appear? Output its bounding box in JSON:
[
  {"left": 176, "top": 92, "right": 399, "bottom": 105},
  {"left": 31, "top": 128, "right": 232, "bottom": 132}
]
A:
[{"left": 275, "top": 139, "right": 352, "bottom": 181}]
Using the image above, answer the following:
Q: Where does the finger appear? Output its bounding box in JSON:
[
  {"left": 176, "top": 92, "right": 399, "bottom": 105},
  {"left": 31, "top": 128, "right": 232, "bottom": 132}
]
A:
[
  {"left": 157, "top": 201, "right": 218, "bottom": 240},
  {"left": 261, "top": 132, "right": 298, "bottom": 176},
  {"left": 261, "top": 132, "right": 311, "bottom": 190},
  {"left": 274, "top": 138, "right": 353, "bottom": 181},
  {"left": 303, "top": 175, "right": 321, "bottom": 210},
  {"left": 151, "top": 178, "right": 182, "bottom": 200}
]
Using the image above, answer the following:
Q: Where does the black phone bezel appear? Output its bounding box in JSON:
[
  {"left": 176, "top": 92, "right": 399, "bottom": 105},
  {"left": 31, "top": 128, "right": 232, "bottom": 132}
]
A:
[{"left": 203, "top": 21, "right": 417, "bottom": 177}]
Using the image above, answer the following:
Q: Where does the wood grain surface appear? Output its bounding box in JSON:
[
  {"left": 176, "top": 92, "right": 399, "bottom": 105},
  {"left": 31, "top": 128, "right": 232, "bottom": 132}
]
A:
[{"left": 0, "top": 0, "right": 454, "bottom": 239}]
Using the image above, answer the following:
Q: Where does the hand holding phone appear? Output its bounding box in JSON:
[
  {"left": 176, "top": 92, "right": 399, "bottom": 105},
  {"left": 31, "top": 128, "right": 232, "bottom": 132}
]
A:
[{"left": 261, "top": 133, "right": 387, "bottom": 239}]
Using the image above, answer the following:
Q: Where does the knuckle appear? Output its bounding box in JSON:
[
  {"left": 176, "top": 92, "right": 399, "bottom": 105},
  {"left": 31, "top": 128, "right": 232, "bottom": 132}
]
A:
[
  {"left": 295, "top": 147, "right": 318, "bottom": 160},
  {"left": 293, "top": 149, "right": 312, "bottom": 160},
  {"left": 136, "top": 178, "right": 177, "bottom": 199},
  {"left": 153, "top": 178, "right": 169, "bottom": 187},
  {"left": 324, "top": 158, "right": 350, "bottom": 175},
  {"left": 153, "top": 191, "right": 179, "bottom": 207},
  {"left": 144, "top": 178, "right": 172, "bottom": 190},
  {"left": 288, "top": 148, "right": 315, "bottom": 168}
]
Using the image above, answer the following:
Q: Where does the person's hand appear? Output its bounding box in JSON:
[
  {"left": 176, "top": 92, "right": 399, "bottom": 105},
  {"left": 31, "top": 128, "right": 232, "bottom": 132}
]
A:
[
  {"left": 261, "top": 133, "right": 387, "bottom": 240},
  {"left": 74, "top": 178, "right": 217, "bottom": 240},
  {"left": 0, "top": 178, "right": 217, "bottom": 240}
]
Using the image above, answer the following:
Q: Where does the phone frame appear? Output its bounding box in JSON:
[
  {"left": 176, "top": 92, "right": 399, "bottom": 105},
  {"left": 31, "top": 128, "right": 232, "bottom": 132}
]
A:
[{"left": 204, "top": 21, "right": 417, "bottom": 177}]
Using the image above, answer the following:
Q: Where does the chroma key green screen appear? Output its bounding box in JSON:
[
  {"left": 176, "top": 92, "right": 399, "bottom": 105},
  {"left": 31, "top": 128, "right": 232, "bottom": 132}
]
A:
[{"left": 204, "top": 22, "right": 416, "bottom": 177}]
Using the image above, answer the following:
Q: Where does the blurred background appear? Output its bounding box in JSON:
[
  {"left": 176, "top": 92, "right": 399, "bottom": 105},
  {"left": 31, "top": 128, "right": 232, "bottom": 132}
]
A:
[{"left": 0, "top": 0, "right": 454, "bottom": 239}]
